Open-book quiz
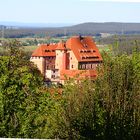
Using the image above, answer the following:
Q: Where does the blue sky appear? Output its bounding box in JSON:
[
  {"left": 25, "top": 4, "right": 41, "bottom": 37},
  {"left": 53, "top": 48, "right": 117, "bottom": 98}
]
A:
[{"left": 0, "top": 0, "right": 140, "bottom": 23}]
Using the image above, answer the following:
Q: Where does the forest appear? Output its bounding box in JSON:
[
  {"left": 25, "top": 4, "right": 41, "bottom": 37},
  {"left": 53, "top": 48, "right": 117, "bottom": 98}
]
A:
[
  {"left": 1, "top": 22, "right": 140, "bottom": 38},
  {"left": 0, "top": 39, "right": 140, "bottom": 139}
]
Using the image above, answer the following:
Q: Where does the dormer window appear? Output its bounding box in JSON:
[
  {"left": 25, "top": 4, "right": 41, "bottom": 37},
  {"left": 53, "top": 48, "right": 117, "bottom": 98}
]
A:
[
  {"left": 45, "top": 50, "right": 50, "bottom": 52},
  {"left": 82, "top": 56, "right": 86, "bottom": 59},
  {"left": 83, "top": 44, "right": 88, "bottom": 48},
  {"left": 87, "top": 50, "right": 91, "bottom": 53}
]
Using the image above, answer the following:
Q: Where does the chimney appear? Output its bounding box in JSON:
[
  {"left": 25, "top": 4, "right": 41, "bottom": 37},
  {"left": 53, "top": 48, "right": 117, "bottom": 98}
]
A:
[{"left": 79, "top": 35, "right": 84, "bottom": 41}]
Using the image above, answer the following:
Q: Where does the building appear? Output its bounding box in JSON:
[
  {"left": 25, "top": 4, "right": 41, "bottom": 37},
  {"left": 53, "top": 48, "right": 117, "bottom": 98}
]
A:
[{"left": 30, "top": 36, "right": 102, "bottom": 84}]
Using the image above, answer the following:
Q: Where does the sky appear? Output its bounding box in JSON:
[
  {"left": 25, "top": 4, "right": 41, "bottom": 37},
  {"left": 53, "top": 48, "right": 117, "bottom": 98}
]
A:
[{"left": 0, "top": 0, "right": 140, "bottom": 24}]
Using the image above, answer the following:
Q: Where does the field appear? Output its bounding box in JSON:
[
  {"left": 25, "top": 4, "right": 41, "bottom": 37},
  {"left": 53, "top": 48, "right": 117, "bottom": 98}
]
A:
[
  {"left": 22, "top": 45, "right": 38, "bottom": 52},
  {"left": 97, "top": 44, "right": 112, "bottom": 52}
]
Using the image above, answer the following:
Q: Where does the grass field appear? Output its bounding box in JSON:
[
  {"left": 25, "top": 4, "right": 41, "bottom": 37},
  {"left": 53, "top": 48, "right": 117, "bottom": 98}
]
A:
[
  {"left": 22, "top": 45, "right": 38, "bottom": 52},
  {"left": 97, "top": 44, "right": 112, "bottom": 52}
]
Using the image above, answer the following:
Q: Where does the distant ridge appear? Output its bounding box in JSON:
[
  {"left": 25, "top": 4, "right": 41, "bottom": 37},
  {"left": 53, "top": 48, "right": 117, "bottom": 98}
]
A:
[
  {"left": 1, "top": 22, "right": 140, "bottom": 37},
  {"left": 66, "top": 22, "right": 140, "bottom": 34}
]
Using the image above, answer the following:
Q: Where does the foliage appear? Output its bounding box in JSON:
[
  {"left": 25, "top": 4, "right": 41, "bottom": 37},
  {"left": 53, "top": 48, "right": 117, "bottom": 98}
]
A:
[
  {"left": 98, "top": 35, "right": 140, "bottom": 55},
  {"left": 0, "top": 40, "right": 44, "bottom": 138},
  {"left": 48, "top": 51, "right": 140, "bottom": 140},
  {"left": 0, "top": 40, "right": 140, "bottom": 139}
]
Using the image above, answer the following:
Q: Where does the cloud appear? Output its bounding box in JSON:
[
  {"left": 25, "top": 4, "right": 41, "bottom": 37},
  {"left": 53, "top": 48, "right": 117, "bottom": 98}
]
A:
[{"left": 81, "top": 0, "right": 140, "bottom": 2}]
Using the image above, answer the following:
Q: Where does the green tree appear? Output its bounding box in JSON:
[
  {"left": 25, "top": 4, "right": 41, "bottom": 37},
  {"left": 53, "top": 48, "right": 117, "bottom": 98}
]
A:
[
  {"left": 51, "top": 52, "right": 140, "bottom": 140},
  {"left": 0, "top": 40, "right": 44, "bottom": 138}
]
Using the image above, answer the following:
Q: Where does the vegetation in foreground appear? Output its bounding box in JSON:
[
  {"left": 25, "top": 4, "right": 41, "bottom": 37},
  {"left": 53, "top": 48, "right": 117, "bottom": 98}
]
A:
[{"left": 0, "top": 40, "right": 140, "bottom": 139}]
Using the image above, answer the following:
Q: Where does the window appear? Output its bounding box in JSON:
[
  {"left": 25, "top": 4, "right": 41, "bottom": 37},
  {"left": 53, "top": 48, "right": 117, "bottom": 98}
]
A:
[
  {"left": 45, "top": 50, "right": 51, "bottom": 52},
  {"left": 87, "top": 50, "right": 91, "bottom": 53},
  {"left": 83, "top": 44, "right": 88, "bottom": 48},
  {"left": 82, "top": 56, "right": 85, "bottom": 59},
  {"left": 87, "top": 64, "right": 90, "bottom": 69},
  {"left": 51, "top": 75, "right": 55, "bottom": 78},
  {"left": 82, "top": 64, "right": 86, "bottom": 69},
  {"left": 92, "top": 64, "right": 96, "bottom": 69},
  {"left": 79, "top": 64, "right": 82, "bottom": 70},
  {"left": 71, "top": 65, "right": 74, "bottom": 68}
]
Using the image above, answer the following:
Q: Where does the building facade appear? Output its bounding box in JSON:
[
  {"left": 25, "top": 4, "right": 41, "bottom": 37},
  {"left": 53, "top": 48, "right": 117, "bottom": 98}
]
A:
[{"left": 30, "top": 36, "right": 102, "bottom": 84}]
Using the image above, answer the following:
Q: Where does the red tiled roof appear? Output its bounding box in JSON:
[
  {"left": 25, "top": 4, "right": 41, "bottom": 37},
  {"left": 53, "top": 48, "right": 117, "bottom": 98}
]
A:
[
  {"left": 60, "top": 69, "right": 97, "bottom": 80},
  {"left": 56, "top": 41, "right": 66, "bottom": 50},
  {"left": 31, "top": 44, "right": 57, "bottom": 57},
  {"left": 66, "top": 36, "right": 102, "bottom": 62},
  {"left": 31, "top": 36, "right": 102, "bottom": 63}
]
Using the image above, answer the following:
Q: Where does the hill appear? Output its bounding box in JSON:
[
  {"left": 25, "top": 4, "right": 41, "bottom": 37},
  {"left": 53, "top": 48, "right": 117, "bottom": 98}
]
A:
[
  {"left": 1, "top": 22, "right": 140, "bottom": 38},
  {"left": 65, "top": 22, "right": 140, "bottom": 35}
]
